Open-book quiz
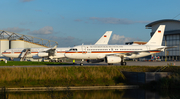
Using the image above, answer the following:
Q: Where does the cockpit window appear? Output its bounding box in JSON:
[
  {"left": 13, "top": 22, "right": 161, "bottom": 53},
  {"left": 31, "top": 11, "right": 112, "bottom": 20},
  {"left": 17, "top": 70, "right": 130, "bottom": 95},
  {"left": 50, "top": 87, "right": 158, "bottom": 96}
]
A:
[
  {"left": 69, "top": 48, "right": 77, "bottom": 51},
  {"left": 4, "top": 50, "right": 11, "bottom": 52}
]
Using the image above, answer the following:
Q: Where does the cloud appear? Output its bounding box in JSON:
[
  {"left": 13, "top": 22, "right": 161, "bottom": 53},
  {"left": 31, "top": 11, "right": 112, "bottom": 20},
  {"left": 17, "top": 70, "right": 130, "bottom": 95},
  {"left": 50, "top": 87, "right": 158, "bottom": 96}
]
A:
[
  {"left": 20, "top": 0, "right": 33, "bottom": 2},
  {"left": 44, "top": 34, "right": 141, "bottom": 47},
  {"left": 28, "top": 26, "right": 53, "bottom": 35},
  {"left": 3, "top": 27, "right": 30, "bottom": 33},
  {"left": 89, "top": 17, "right": 150, "bottom": 24},
  {"left": 109, "top": 34, "right": 141, "bottom": 44},
  {"left": 43, "top": 36, "right": 82, "bottom": 47}
]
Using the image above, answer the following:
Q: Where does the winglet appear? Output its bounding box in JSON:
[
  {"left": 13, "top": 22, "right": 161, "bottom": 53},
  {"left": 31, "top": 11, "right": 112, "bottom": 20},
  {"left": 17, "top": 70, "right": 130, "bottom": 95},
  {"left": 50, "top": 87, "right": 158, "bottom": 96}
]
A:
[
  {"left": 146, "top": 25, "right": 165, "bottom": 45},
  {"left": 95, "top": 31, "right": 112, "bottom": 45},
  {"left": 52, "top": 45, "right": 57, "bottom": 49}
]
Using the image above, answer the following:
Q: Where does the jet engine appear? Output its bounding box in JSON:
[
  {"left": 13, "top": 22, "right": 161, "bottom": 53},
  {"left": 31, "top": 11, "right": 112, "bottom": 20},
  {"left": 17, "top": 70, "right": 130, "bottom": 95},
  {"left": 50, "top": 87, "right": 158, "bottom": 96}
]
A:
[
  {"left": 32, "top": 52, "right": 49, "bottom": 59},
  {"left": 86, "top": 59, "right": 104, "bottom": 63},
  {"left": 32, "top": 54, "right": 41, "bottom": 59},
  {"left": 105, "top": 56, "right": 121, "bottom": 63},
  {"left": 37, "top": 52, "right": 48, "bottom": 57}
]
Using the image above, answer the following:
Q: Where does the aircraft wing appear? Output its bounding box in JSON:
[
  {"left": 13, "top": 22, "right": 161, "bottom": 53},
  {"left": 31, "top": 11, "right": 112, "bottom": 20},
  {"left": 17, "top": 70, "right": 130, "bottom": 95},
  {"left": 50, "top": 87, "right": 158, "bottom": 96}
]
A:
[
  {"left": 38, "top": 45, "right": 57, "bottom": 57},
  {"left": 44, "top": 45, "right": 57, "bottom": 56}
]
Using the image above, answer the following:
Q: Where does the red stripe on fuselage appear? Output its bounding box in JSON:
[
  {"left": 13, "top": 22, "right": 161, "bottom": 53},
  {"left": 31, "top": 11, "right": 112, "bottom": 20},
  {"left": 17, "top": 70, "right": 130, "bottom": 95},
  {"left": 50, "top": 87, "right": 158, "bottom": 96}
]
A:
[
  {"left": 65, "top": 50, "right": 161, "bottom": 54},
  {"left": 31, "top": 52, "right": 39, "bottom": 53},
  {"left": 57, "top": 51, "right": 66, "bottom": 53},
  {"left": 4, "top": 51, "right": 66, "bottom": 54},
  {"left": 65, "top": 51, "right": 134, "bottom": 53},
  {"left": 2, "top": 52, "right": 11, "bottom": 54},
  {"left": 149, "top": 51, "right": 161, "bottom": 53}
]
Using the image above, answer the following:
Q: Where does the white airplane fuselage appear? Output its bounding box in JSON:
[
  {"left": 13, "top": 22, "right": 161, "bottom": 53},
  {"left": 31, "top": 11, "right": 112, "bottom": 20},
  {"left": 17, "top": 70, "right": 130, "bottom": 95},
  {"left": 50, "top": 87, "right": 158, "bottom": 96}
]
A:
[
  {"left": 2, "top": 47, "right": 70, "bottom": 59},
  {"left": 65, "top": 45, "right": 164, "bottom": 59}
]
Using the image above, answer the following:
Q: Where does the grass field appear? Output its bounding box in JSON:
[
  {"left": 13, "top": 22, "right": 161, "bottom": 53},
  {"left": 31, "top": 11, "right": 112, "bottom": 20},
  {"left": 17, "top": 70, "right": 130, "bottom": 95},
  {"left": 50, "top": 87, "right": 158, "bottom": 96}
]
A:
[{"left": 0, "top": 66, "right": 179, "bottom": 88}]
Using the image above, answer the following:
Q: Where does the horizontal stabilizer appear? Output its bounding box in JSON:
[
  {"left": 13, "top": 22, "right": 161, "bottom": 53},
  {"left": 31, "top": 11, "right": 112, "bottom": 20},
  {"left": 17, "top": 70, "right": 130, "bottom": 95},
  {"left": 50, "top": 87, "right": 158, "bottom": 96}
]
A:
[
  {"left": 52, "top": 45, "right": 57, "bottom": 49},
  {"left": 164, "top": 46, "right": 177, "bottom": 49}
]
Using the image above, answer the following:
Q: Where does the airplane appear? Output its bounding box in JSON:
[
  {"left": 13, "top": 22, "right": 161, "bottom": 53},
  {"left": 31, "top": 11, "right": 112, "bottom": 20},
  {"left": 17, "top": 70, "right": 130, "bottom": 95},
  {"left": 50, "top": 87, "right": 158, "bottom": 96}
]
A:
[
  {"left": 65, "top": 25, "right": 171, "bottom": 65},
  {"left": 2, "top": 31, "right": 112, "bottom": 62}
]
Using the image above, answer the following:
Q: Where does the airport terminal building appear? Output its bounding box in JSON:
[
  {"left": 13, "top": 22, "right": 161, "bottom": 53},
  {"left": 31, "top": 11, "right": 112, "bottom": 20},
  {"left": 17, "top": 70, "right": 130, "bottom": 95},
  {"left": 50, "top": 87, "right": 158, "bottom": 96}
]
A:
[{"left": 146, "top": 19, "right": 180, "bottom": 61}]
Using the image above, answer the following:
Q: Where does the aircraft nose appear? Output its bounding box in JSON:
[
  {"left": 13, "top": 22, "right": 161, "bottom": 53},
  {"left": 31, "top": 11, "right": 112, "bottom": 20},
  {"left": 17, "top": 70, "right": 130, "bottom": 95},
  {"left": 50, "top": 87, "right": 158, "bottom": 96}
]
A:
[
  {"left": 64, "top": 52, "right": 73, "bottom": 58},
  {"left": 2, "top": 52, "right": 10, "bottom": 57},
  {"left": 64, "top": 53, "right": 70, "bottom": 58}
]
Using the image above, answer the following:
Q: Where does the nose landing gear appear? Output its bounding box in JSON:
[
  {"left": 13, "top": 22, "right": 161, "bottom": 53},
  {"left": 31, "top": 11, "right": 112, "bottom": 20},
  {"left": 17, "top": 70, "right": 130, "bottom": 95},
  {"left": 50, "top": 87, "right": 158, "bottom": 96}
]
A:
[{"left": 80, "top": 59, "right": 84, "bottom": 66}]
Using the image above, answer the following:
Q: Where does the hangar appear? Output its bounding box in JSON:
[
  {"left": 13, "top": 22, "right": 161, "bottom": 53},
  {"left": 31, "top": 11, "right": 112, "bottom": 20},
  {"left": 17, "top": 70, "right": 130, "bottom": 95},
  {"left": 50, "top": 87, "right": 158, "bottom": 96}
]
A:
[
  {"left": 0, "top": 30, "right": 58, "bottom": 60},
  {"left": 146, "top": 19, "right": 180, "bottom": 61}
]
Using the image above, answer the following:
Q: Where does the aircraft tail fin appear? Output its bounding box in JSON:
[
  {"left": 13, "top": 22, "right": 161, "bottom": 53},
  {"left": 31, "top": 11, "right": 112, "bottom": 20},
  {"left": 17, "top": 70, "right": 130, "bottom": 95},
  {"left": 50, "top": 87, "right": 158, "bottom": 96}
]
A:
[
  {"left": 95, "top": 31, "right": 112, "bottom": 45},
  {"left": 146, "top": 25, "right": 165, "bottom": 45}
]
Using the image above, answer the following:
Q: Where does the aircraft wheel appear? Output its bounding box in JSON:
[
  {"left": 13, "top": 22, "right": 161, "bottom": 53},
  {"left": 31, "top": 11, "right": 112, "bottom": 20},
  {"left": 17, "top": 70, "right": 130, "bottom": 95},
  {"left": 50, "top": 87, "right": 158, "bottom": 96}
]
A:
[
  {"left": 80, "top": 63, "right": 83, "bottom": 66},
  {"left": 50, "top": 60, "right": 53, "bottom": 62},
  {"left": 121, "top": 62, "right": 123, "bottom": 65},
  {"left": 108, "top": 63, "right": 113, "bottom": 65},
  {"left": 121, "top": 62, "right": 126, "bottom": 66}
]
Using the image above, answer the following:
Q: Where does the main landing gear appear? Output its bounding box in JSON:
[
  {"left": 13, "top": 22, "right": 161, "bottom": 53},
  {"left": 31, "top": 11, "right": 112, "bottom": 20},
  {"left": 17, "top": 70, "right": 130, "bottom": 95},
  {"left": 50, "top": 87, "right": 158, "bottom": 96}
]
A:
[
  {"left": 120, "top": 55, "right": 127, "bottom": 66},
  {"left": 121, "top": 61, "right": 127, "bottom": 65}
]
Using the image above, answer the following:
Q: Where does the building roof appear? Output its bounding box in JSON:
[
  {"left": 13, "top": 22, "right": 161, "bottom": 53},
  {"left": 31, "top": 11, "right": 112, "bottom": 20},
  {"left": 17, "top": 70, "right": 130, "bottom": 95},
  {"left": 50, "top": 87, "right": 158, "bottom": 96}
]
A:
[{"left": 146, "top": 19, "right": 180, "bottom": 27}]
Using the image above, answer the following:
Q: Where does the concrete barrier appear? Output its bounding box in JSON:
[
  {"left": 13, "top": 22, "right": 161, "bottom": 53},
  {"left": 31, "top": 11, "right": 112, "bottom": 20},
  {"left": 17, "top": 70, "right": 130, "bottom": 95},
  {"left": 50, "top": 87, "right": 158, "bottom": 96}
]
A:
[
  {"left": 1, "top": 85, "right": 139, "bottom": 92},
  {"left": 123, "top": 72, "right": 171, "bottom": 84}
]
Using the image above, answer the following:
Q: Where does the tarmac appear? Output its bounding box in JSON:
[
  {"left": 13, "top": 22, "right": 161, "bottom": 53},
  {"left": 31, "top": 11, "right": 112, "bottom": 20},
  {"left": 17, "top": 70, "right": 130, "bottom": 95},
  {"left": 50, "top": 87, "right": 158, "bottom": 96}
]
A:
[
  {"left": 0, "top": 61, "right": 179, "bottom": 68},
  {"left": 122, "top": 61, "right": 178, "bottom": 66},
  {"left": 72, "top": 61, "right": 180, "bottom": 66}
]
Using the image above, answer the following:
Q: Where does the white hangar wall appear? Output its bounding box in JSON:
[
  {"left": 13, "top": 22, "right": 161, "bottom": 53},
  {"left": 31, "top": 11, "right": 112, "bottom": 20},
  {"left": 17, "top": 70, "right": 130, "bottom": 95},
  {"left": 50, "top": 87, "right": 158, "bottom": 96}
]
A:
[
  {"left": 10, "top": 40, "right": 47, "bottom": 49},
  {"left": 0, "top": 40, "right": 9, "bottom": 57}
]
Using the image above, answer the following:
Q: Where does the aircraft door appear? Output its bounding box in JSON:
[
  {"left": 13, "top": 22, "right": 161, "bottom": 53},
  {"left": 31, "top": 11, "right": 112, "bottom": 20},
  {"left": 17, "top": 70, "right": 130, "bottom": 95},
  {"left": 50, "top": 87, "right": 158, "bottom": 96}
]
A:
[
  {"left": 81, "top": 46, "right": 86, "bottom": 54},
  {"left": 146, "top": 46, "right": 150, "bottom": 50},
  {"left": 111, "top": 48, "right": 113, "bottom": 53}
]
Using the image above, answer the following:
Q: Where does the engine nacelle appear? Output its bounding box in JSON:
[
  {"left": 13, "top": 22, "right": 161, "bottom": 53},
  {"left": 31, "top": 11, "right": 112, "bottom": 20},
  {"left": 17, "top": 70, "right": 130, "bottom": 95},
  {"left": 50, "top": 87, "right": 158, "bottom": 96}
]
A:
[
  {"left": 37, "top": 52, "right": 48, "bottom": 57},
  {"left": 32, "top": 54, "right": 41, "bottom": 59},
  {"left": 105, "top": 56, "right": 121, "bottom": 63},
  {"left": 86, "top": 59, "right": 104, "bottom": 63}
]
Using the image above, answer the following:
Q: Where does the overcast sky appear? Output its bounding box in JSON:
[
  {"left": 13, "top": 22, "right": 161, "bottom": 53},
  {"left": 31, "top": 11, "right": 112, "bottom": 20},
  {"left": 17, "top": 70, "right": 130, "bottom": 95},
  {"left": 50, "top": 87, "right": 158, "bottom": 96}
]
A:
[{"left": 1, "top": 0, "right": 180, "bottom": 47}]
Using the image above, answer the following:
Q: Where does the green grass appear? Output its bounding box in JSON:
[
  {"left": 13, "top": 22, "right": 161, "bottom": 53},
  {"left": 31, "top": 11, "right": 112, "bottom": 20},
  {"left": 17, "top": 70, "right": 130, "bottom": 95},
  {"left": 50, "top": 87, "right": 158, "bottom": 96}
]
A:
[
  {"left": 0, "top": 66, "right": 126, "bottom": 87},
  {"left": 0, "top": 61, "right": 71, "bottom": 66},
  {"left": 0, "top": 66, "right": 179, "bottom": 88}
]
